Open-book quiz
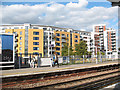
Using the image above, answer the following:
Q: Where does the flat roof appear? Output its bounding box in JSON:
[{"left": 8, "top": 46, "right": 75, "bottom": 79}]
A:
[{"left": 107, "top": 0, "right": 120, "bottom": 2}]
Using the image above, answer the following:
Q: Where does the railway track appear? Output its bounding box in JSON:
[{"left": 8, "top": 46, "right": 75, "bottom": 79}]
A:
[
  {"left": 25, "top": 70, "right": 120, "bottom": 90},
  {"left": 2, "top": 64, "right": 120, "bottom": 89}
]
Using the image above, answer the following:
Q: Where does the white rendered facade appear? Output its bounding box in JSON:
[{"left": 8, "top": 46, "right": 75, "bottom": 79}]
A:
[{"left": 92, "top": 24, "right": 117, "bottom": 59}]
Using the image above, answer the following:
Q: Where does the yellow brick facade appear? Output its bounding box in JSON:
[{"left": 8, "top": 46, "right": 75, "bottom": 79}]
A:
[
  {"left": 28, "top": 29, "right": 44, "bottom": 57},
  {"left": 5, "top": 29, "right": 25, "bottom": 54},
  {"left": 72, "top": 33, "right": 80, "bottom": 51},
  {"left": 5, "top": 29, "right": 82, "bottom": 57},
  {"left": 54, "top": 31, "right": 70, "bottom": 56},
  {"left": 5, "top": 29, "right": 44, "bottom": 57}
]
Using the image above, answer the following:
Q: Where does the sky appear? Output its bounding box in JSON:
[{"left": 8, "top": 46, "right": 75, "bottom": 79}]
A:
[
  {"left": 0, "top": 0, "right": 119, "bottom": 47},
  {"left": 0, "top": 0, "right": 118, "bottom": 30}
]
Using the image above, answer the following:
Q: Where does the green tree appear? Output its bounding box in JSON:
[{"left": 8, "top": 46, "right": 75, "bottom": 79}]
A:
[
  {"left": 97, "top": 51, "right": 105, "bottom": 55},
  {"left": 62, "top": 43, "right": 74, "bottom": 56},
  {"left": 75, "top": 41, "right": 88, "bottom": 56},
  {"left": 101, "top": 52, "right": 105, "bottom": 55}
]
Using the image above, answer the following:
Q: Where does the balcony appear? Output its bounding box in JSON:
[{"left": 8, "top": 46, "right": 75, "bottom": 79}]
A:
[
  {"left": 52, "top": 35, "right": 55, "bottom": 38},
  {"left": 15, "top": 39, "right": 18, "bottom": 42},
  {"left": 44, "top": 43, "right": 48, "bottom": 46},
  {"left": 111, "top": 38, "right": 116, "bottom": 40},
  {"left": 15, "top": 49, "right": 18, "bottom": 53},
  {"left": 62, "top": 35, "right": 66, "bottom": 38},
  {"left": 15, "top": 43, "right": 18, "bottom": 47},
  {"left": 62, "top": 39, "right": 66, "bottom": 43},
  {"left": 62, "top": 44, "right": 64, "bottom": 47}
]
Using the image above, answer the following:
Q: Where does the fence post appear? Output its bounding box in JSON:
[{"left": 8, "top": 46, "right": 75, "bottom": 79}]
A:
[
  {"left": 38, "top": 54, "right": 40, "bottom": 67},
  {"left": 100, "top": 55, "right": 102, "bottom": 63},
  {"left": 96, "top": 55, "right": 98, "bottom": 64},
  {"left": 83, "top": 55, "right": 84, "bottom": 64},
  {"left": 19, "top": 54, "right": 22, "bottom": 69}
]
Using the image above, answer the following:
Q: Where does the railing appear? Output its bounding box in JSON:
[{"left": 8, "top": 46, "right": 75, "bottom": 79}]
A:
[{"left": 62, "top": 39, "right": 66, "bottom": 42}]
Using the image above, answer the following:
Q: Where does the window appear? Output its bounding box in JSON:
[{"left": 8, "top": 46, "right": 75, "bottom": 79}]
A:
[
  {"left": 62, "top": 34, "right": 65, "bottom": 36},
  {"left": 56, "top": 47, "right": 60, "bottom": 50},
  {"left": 56, "top": 33, "right": 60, "bottom": 36},
  {"left": 67, "top": 34, "right": 69, "bottom": 37},
  {"left": 14, "top": 27, "right": 19, "bottom": 29},
  {"left": 75, "top": 40, "right": 78, "bottom": 42},
  {"left": 20, "top": 42, "right": 22, "bottom": 45},
  {"left": 33, "top": 37, "right": 39, "bottom": 40},
  {"left": 56, "top": 52, "right": 60, "bottom": 55},
  {"left": 8, "top": 32, "right": 10, "bottom": 33},
  {"left": 56, "top": 38, "right": 60, "bottom": 41},
  {"left": 56, "top": 43, "right": 60, "bottom": 46},
  {"left": 33, "top": 42, "right": 39, "bottom": 45},
  {"left": 19, "top": 47, "right": 22, "bottom": 50},
  {"left": 20, "top": 37, "right": 22, "bottom": 40},
  {"left": 33, "top": 27, "right": 39, "bottom": 29},
  {"left": 20, "top": 31, "right": 22, "bottom": 35},
  {"left": 43, "top": 28, "right": 47, "bottom": 30},
  {"left": 75, "top": 35, "right": 78, "bottom": 38},
  {"left": 33, "top": 32, "right": 39, "bottom": 35},
  {"left": 33, "top": 52, "right": 39, "bottom": 55},
  {"left": 33, "top": 47, "right": 39, "bottom": 50}
]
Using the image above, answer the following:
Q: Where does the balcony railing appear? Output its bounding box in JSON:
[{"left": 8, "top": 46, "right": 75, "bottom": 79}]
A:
[
  {"left": 62, "top": 39, "right": 66, "bottom": 43},
  {"left": 62, "top": 35, "right": 66, "bottom": 38}
]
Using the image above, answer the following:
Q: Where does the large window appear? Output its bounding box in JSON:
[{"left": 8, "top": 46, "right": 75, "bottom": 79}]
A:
[
  {"left": 20, "top": 37, "right": 22, "bottom": 40},
  {"left": 20, "top": 31, "right": 22, "bottom": 35},
  {"left": 20, "top": 42, "right": 22, "bottom": 45},
  {"left": 56, "top": 33, "right": 60, "bottom": 36},
  {"left": 75, "top": 35, "right": 78, "bottom": 38},
  {"left": 33, "top": 27, "right": 39, "bottom": 29},
  {"left": 67, "top": 34, "right": 69, "bottom": 37},
  {"left": 56, "top": 43, "right": 60, "bottom": 46},
  {"left": 33, "top": 47, "right": 39, "bottom": 50},
  {"left": 33, "top": 42, "right": 39, "bottom": 45},
  {"left": 56, "top": 52, "right": 60, "bottom": 55},
  {"left": 19, "top": 47, "right": 22, "bottom": 50},
  {"left": 33, "top": 32, "right": 39, "bottom": 35},
  {"left": 33, "top": 37, "right": 39, "bottom": 40},
  {"left": 56, "top": 38, "right": 60, "bottom": 41},
  {"left": 75, "top": 40, "right": 78, "bottom": 42},
  {"left": 56, "top": 47, "right": 60, "bottom": 50}
]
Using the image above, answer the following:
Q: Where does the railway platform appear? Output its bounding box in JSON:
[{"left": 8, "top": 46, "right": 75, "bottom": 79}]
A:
[{"left": 0, "top": 60, "right": 118, "bottom": 78}]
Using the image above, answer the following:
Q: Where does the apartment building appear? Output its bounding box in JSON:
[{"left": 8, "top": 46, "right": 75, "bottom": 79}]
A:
[
  {"left": 0, "top": 23, "right": 117, "bottom": 59},
  {"left": 1, "top": 24, "right": 44, "bottom": 57},
  {"left": 0, "top": 23, "right": 92, "bottom": 57},
  {"left": 71, "top": 30, "right": 91, "bottom": 52},
  {"left": 106, "top": 28, "right": 117, "bottom": 58},
  {"left": 92, "top": 24, "right": 117, "bottom": 59}
]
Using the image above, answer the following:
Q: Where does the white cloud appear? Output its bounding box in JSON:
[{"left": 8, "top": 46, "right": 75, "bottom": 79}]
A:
[{"left": 1, "top": 0, "right": 118, "bottom": 31}]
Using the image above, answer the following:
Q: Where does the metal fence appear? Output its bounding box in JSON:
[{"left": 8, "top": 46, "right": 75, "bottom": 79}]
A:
[
  {"left": 14, "top": 53, "right": 119, "bottom": 69},
  {"left": 62, "top": 55, "right": 118, "bottom": 65}
]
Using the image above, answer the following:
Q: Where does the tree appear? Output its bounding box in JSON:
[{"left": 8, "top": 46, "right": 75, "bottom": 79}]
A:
[
  {"left": 62, "top": 43, "right": 74, "bottom": 56},
  {"left": 101, "top": 52, "right": 105, "bottom": 55},
  {"left": 87, "top": 51, "right": 92, "bottom": 58},
  {"left": 75, "top": 41, "right": 88, "bottom": 56}
]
